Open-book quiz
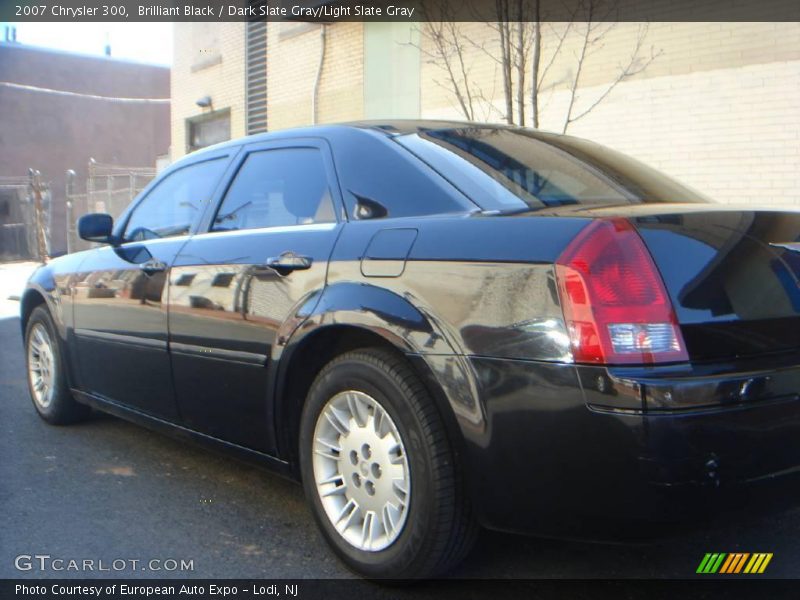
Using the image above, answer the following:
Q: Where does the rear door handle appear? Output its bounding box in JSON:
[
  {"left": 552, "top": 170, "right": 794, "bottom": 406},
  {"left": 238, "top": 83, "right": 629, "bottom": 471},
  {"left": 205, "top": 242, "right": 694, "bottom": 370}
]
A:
[
  {"left": 140, "top": 259, "right": 167, "bottom": 275},
  {"left": 264, "top": 251, "right": 313, "bottom": 274}
]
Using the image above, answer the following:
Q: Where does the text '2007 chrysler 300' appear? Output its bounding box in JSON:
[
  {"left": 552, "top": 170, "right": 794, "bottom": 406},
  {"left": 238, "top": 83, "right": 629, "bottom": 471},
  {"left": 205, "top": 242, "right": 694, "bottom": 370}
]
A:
[{"left": 20, "top": 121, "right": 800, "bottom": 578}]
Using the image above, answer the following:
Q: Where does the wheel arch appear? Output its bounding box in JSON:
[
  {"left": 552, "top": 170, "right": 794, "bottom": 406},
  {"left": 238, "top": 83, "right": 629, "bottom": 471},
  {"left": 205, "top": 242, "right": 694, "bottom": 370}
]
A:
[
  {"left": 20, "top": 287, "right": 48, "bottom": 333},
  {"left": 20, "top": 275, "right": 79, "bottom": 393},
  {"left": 272, "top": 322, "right": 472, "bottom": 481},
  {"left": 20, "top": 263, "right": 61, "bottom": 334}
]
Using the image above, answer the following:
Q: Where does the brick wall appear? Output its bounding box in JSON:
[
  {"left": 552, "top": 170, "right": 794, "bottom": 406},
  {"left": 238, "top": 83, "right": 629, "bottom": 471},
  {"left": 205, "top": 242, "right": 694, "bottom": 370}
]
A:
[{"left": 0, "top": 43, "right": 170, "bottom": 253}]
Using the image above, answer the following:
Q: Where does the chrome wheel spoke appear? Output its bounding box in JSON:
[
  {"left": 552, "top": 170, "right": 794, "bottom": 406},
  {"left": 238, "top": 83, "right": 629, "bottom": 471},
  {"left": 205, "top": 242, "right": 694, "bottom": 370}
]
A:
[
  {"left": 361, "top": 510, "right": 376, "bottom": 549},
  {"left": 335, "top": 498, "right": 359, "bottom": 525},
  {"left": 313, "top": 447, "right": 340, "bottom": 461},
  {"left": 318, "top": 473, "right": 344, "bottom": 486},
  {"left": 321, "top": 483, "right": 348, "bottom": 498},
  {"left": 382, "top": 502, "right": 401, "bottom": 537},
  {"left": 388, "top": 443, "right": 404, "bottom": 464},
  {"left": 312, "top": 390, "right": 411, "bottom": 552},
  {"left": 346, "top": 392, "right": 368, "bottom": 428},
  {"left": 324, "top": 407, "right": 350, "bottom": 436},
  {"left": 315, "top": 437, "right": 341, "bottom": 453},
  {"left": 392, "top": 478, "right": 408, "bottom": 502}
]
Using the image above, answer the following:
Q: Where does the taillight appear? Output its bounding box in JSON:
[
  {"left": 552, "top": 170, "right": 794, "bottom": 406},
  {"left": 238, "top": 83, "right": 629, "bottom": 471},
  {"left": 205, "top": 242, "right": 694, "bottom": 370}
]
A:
[{"left": 555, "top": 218, "right": 688, "bottom": 365}]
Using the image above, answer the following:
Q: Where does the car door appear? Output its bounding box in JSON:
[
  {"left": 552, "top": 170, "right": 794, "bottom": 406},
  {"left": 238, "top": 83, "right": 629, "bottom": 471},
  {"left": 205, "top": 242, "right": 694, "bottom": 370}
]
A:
[
  {"left": 167, "top": 139, "right": 344, "bottom": 453},
  {"left": 72, "top": 153, "right": 232, "bottom": 418}
]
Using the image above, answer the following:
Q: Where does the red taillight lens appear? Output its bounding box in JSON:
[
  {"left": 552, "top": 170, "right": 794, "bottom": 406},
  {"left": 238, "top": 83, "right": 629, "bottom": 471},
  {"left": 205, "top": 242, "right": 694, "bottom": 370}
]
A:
[{"left": 555, "top": 218, "right": 688, "bottom": 365}]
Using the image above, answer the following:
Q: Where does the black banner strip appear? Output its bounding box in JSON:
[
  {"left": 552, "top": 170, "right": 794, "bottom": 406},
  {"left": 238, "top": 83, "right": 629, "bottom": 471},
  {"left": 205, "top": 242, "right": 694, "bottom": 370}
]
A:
[
  {"left": 2, "top": 579, "right": 798, "bottom": 600},
  {"left": 2, "top": 0, "right": 799, "bottom": 23}
]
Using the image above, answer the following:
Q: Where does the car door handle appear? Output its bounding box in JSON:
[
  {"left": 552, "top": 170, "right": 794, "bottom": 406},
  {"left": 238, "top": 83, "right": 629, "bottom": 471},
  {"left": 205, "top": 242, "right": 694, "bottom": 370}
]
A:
[
  {"left": 264, "top": 251, "right": 313, "bottom": 274},
  {"left": 140, "top": 259, "right": 167, "bottom": 275}
]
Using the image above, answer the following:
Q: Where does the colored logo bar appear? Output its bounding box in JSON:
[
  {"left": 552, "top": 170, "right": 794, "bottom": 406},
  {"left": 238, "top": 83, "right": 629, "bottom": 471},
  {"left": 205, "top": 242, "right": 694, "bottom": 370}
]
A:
[{"left": 697, "top": 553, "right": 773, "bottom": 574}]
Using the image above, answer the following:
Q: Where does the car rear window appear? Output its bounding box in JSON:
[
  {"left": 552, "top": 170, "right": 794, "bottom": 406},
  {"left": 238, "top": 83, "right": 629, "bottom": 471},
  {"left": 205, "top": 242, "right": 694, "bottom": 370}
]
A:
[{"left": 396, "top": 127, "right": 710, "bottom": 211}]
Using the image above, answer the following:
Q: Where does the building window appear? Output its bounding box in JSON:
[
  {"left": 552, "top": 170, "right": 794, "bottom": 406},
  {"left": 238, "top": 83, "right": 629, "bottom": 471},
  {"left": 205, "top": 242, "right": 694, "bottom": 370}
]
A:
[
  {"left": 186, "top": 110, "right": 231, "bottom": 153},
  {"left": 212, "top": 273, "right": 235, "bottom": 287},
  {"left": 174, "top": 273, "right": 196, "bottom": 286}
]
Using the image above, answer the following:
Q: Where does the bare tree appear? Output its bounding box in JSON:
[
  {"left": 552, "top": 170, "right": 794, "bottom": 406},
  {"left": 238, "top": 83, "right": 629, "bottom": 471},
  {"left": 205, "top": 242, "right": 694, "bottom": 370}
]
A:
[
  {"left": 478, "top": 1, "right": 534, "bottom": 125},
  {"left": 415, "top": 1, "right": 477, "bottom": 120},
  {"left": 561, "top": 17, "right": 661, "bottom": 132},
  {"left": 415, "top": 0, "right": 661, "bottom": 133}
]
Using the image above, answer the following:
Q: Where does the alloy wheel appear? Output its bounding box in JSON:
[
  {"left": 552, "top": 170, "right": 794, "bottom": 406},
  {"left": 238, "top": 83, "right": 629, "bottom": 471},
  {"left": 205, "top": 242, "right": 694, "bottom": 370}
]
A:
[
  {"left": 312, "top": 390, "right": 411, "bottom": 551},
  {"left": 27, "top": 322, "right": 56, "bottom": 409}
]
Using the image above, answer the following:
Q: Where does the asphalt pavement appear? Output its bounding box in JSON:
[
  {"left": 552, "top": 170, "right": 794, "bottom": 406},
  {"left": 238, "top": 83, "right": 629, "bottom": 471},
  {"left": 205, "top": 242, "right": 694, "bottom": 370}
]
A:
[{"left": 1, "top": 300, "right": 799, "bottom": 580}]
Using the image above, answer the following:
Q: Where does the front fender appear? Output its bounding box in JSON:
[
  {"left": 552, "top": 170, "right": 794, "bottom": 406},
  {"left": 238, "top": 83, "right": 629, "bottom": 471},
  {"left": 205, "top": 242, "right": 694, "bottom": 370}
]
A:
[
  {"left": 21, "top": 266, "right": 59, "bottom": 332},
  {"left": 21, "top": 251, "right": 87, "bottom": 334},
  {"left": 20, "top": 252, "right": 89, "bottom": 390}
]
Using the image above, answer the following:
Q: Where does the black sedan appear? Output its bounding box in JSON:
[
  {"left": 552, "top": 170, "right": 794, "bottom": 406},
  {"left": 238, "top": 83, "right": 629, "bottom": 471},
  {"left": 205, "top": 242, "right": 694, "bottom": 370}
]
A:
[{"left": 21, "top": 121, "right": 800, "bottom": 578}]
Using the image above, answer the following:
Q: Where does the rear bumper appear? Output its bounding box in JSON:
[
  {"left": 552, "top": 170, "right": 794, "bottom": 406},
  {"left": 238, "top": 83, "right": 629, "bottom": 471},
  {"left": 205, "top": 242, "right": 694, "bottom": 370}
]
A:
[{"left": 462, "top": 355, "right": 800, "bottom": 536}]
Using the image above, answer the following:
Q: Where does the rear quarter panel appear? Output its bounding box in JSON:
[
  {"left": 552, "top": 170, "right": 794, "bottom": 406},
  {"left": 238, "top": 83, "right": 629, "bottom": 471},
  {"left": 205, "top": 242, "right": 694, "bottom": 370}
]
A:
[
  {"left": 324, "top": 214, "right": 589, "bottom": 361},
  {"left": 295, "top": 213, "right": 586, "bottom": 437},
  {"left": 295, "top": 213, "right": 592, "bottom": 527}
]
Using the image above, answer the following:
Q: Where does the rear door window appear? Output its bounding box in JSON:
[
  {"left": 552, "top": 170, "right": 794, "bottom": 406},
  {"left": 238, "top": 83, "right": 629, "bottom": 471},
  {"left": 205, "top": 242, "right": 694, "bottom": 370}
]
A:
[{"left": 211, "top": 148, "right": 336, "bottom": 232}]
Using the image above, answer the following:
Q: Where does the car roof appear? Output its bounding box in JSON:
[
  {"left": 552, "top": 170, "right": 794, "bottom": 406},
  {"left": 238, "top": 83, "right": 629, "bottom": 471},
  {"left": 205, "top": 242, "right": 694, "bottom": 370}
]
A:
[{"left": 187, "top": 119, "right": 521, "bottom": 159}]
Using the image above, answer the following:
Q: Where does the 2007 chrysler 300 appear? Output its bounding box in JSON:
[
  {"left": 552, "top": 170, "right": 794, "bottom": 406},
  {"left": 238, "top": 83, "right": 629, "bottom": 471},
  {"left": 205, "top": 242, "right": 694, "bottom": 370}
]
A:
[{"left": 21, "top": 121, "right": 800, "bottom": 578}]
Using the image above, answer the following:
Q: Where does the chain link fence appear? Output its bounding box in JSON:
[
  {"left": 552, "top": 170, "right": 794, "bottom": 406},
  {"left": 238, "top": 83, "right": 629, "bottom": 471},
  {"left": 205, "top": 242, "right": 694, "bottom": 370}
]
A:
[
  {"left": 66, "top": 159, "right": 156, "bottom": 253},
  {"left": 0, "top": 172, "right": 51, "bottom": 262}
]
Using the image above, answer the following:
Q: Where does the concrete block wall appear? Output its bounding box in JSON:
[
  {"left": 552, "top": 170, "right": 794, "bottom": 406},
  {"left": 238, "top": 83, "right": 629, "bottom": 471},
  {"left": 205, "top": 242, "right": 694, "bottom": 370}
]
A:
[
  {"left": 172, "top": 18, "right": 800, "bottom": 205},
  {"left": 266, "top": 22, "right": 364, "bottom": 130},
  {"left": 171, "top": 22, "right": 246, "bottom": 159},
  {"left": 420, "top": 21, "right": 800, "bottom": 204}
]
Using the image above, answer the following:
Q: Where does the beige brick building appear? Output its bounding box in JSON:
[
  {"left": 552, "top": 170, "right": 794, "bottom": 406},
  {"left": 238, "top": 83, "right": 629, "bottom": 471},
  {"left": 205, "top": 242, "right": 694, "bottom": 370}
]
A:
[{"left": 171, "top": 18, "right": 800, "bottom": 205}]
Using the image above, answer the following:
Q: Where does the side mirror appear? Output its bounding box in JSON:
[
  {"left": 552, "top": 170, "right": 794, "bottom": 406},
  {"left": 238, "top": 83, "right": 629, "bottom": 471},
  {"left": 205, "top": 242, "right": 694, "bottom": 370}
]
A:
[{"left": 78, "top": 213, "right": 115, "bottom": 244}]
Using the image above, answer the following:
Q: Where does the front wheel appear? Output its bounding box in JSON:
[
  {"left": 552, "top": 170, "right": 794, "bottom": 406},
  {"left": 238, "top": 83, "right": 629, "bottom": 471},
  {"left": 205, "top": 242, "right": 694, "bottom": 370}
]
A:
[
  {"left": 299, "top": 348, "right": 477, "bottom": 579},
  {"left": 25, "top": 306, "right": 89, "bottom": 425}
]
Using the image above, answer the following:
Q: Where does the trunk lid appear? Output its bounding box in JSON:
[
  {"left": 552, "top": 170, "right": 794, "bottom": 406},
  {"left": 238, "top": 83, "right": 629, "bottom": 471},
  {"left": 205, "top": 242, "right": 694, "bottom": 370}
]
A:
[{"left": 591, "top": 205, "right": 800, "bottom": 362}]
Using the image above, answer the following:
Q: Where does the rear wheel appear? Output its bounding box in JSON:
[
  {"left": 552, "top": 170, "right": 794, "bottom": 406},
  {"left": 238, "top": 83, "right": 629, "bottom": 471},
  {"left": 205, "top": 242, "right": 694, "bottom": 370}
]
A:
[
  {"left": 299, "top": 348, "right": 477, "bottom": 579},
  {"left": 25, "top": 306, "right": 89, "bottom": 425}
]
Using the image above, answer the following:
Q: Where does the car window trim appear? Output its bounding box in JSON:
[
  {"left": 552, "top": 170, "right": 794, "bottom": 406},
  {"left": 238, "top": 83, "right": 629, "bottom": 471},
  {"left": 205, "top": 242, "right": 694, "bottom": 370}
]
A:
[{"left": 191, "top": 221, "right": 338, "bottom": 241}]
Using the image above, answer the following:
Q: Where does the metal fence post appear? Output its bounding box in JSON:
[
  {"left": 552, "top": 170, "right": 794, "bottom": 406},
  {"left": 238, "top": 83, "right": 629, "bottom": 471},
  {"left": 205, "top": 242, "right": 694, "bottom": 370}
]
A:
[
  {"left": 66, "top": 169, "right": 76, "bottom": 254},
  {"left": 28, "top": 168, "right": 47, "bottom": 262},
  {"left": 87, "top": 158, "right": 95, "bottom": 212}
]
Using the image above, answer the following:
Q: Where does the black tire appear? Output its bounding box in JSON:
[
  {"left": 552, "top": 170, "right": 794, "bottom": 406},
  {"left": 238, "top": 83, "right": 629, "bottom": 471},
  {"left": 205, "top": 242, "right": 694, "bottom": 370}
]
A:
[
  {"left": 24, "top": 305, "right": 90, "bottom": 425},
  {"left": 299, "top": 348, "right": 478, "bottom": 579}
]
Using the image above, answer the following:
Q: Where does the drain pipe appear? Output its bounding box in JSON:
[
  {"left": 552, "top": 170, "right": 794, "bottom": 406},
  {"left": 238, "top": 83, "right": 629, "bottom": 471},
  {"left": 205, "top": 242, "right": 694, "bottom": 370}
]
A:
[{"left": 311, "top": 24, "right": 328, "bottom": 125}]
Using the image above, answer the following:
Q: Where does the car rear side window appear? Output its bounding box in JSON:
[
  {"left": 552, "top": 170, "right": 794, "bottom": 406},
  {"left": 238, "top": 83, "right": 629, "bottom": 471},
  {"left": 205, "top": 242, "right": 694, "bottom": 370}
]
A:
[
  {"left": 332, "top": 130, "right": 476, "bottom": 220},
  {"left": 396, "top": 128, "right": 710, "bottom": 211},
  {"left": 212, "top": 148, "right": 336, "bottom": 232},
  {"left": 123, "top": 157, "right": 228, "bottom": 242}
]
